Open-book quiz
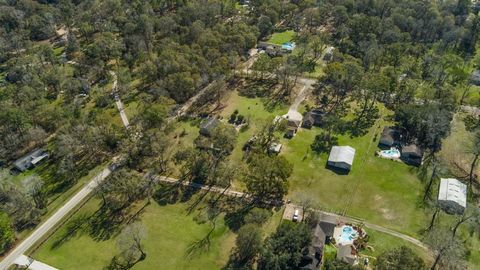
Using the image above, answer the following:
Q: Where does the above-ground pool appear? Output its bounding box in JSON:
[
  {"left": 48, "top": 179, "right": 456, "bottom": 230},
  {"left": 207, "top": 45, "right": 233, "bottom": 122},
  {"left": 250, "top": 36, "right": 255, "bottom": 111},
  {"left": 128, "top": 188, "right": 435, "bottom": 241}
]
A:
[
  {"left": 379, "top": 147, "right": 401, "bottom": 159},
  {"left": 335, "top": 225, "right": 359, "bottom": 245},
  {"left": 282, "top": 42, "right": 296, "bottom": 51}
]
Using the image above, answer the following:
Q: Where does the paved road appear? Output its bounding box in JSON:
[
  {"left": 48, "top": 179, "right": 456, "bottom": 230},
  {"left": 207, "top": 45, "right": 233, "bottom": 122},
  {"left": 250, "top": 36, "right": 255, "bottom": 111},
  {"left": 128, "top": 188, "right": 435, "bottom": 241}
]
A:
[
  {"left": 0, "top": 166, "right": 115, "bottom": 270},
  {"left": 151, "top": 174, "right": 429, "bottom": 252},
  {"left": 109, "top": 71, "right": 130, "bottom": 129}
]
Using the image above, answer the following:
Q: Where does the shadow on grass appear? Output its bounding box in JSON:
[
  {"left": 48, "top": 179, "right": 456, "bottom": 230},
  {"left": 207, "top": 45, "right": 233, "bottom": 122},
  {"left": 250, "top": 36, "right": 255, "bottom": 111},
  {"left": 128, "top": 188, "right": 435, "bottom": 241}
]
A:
[{"left": 325, "top": 164, "right": 350, "bottom": 175}]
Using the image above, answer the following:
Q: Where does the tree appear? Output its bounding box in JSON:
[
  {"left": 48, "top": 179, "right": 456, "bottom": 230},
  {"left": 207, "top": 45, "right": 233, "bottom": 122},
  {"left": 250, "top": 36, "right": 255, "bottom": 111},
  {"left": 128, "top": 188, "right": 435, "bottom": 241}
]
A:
[
  {"left": 376, "top": 246, "right": 426, "bottom": 270},
  {"left": 243, "top": 154, "right": 293, "bottom": 202},
  {"left": 394, "top": 104, "right": 453, "bottom": 154},
  {"left": 310, "top": 132, "right": 338, "bottom": 154},
  {"left": 22, "top": 175, "right": 47, "bottom": 210},
  {"left": 112, "top": 223, "right": 147, "bottom": 268},
  {"left": 0, "top": 212, "right": 15, "bottom": 255},
  {"left": 233, "top": 224, "right": 263, "bottom": 265},
  {"left": 258, "top": 222, "right": 312, "bottom": 270},
  {"left": 466, "top": 131, "right": 480, "bottom": 190},
  {"left": 244, "top": 208, "right": 271, "bottom": 226},
  {"left": 425, "top": 227, "right": 466, "bottom": 270}
]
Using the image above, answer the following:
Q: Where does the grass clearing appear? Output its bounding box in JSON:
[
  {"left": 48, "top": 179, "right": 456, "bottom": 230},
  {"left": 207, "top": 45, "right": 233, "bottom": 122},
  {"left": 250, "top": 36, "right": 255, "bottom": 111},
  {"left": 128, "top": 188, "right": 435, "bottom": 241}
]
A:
[
  {"left": 267, "top": 30, "right": 295, "bottom": 45},
  {"left": 279, "top": 108, "right": 428, "bottom": 237},
  {"left": 33, "top": 198, "right": 236, "bottom": 270}
]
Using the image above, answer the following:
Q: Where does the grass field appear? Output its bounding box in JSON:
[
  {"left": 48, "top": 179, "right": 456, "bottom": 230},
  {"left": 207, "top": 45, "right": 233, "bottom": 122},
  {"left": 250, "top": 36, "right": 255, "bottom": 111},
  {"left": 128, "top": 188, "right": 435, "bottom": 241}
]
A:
[
  {"left": 267, "top": 30, "right": 295, "bottom": 45},
  {"left": 33, "top": 198, "right": 236, "bottom": 270}
]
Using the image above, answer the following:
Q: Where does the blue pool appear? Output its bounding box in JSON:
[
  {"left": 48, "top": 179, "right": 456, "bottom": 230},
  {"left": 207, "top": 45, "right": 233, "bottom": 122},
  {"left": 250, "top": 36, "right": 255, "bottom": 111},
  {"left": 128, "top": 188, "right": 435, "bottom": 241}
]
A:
[
  {"left": 340, "top": 226, "right": 358, "bottom": 243},
  {"left": 282, "top": 42, "right": 296, "bottom": 51},
  {"left": 379, "top": 147, "right": 400, "bottom": 158}
]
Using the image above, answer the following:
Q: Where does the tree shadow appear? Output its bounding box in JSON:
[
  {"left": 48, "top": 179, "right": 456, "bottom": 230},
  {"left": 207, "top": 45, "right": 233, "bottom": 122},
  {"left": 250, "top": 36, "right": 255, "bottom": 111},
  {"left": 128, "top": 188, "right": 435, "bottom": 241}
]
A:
[{"left": 50, "top": 213, "right": 92, "bottom": 250}]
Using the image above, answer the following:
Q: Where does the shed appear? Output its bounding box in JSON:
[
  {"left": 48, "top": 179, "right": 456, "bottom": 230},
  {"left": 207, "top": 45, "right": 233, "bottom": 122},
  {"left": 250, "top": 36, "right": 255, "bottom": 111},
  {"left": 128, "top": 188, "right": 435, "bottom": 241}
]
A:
[
  {"left": 199, "top": 117, "right": 220, "bottom": 136},
  {"left": 302, "top": 110, "right": 324, "bottom": 129},
  {"left": 269, "top": 142, "right": 283, "bottom": 154},
  {"left": 12, "top": 149, "right": 49, "bottom": 173},
  {"left": 401, "top": 144, "right": 423, "bottom": 166},
  {"left": 323, "top": 46, "right": 335, "bottom": 62},
  {"left": 438, "top": 178, "right": 467, "bottom": 215},
  {"left": 327, "top": 146, "right": 356, "bottom": 171},
  {"left": 378, "top": 127, "right": 401, "bottom": 147}
]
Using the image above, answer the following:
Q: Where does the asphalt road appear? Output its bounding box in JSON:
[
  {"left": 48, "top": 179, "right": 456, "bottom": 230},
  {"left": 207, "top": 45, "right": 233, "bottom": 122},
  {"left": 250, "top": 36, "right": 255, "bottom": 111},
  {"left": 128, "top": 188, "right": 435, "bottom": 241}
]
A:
[{"left": 0, "top": 166, "right": 114, "bottom": 270}]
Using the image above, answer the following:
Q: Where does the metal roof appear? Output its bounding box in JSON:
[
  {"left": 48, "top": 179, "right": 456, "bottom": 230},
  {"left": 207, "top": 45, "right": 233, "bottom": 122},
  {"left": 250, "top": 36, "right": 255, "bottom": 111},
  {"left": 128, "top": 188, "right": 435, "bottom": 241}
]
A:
[
  {"left": 328, "top": 146, "right": 355, "bottom": 166},
  {"left": 438, "top": 178, "right": 467, "bottom": 209}
]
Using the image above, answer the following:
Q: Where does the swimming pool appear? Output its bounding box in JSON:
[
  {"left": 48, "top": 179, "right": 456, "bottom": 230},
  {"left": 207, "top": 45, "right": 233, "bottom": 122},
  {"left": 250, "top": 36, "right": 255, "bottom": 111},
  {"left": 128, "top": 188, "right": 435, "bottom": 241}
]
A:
[
  {"left": 282, "top": 42, "right": 296, "bottom": 51},
  {"left": 334, "top": 225, "right": 359, "bottom": 245},
  {"left": 340, "top": 226, "right": 358, "bottom": 242},
  {"left": 379, "top": 147, "right": 401, "bottom": 159}
]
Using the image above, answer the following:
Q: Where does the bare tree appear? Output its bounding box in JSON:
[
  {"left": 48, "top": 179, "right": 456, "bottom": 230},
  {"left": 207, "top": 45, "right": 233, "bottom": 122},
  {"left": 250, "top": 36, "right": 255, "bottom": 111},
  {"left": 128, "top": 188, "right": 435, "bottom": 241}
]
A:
[
  {"left": 425, "top": 227, "right": 466, "bottom": 270},
  {"left": 115, "top": 223, "right": 147, "bottom": 267}
]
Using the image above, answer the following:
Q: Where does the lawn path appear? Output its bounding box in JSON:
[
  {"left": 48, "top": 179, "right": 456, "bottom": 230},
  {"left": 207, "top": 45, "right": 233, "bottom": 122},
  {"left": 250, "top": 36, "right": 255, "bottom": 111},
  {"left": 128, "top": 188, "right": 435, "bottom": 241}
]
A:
[
  {"left": 340, "top": 108, "right": 385, "bottom": 216},
  {"left": 109, "top": 71, "right": 130, "bottom": 129}
]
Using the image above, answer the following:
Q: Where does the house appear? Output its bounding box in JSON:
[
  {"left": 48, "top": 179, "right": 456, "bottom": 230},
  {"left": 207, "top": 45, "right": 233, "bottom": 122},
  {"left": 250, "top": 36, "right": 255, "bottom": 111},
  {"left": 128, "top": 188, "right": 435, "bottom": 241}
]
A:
[
  {"left": 378, "top": 127, "right": 402, "bottom": 148},
  {"left": 199, "top": 117, "right": 220, "bottom": 136},
  {"left": 327, "top": 146, "right": 356, "bottom": 171},
  {"left": 298, "top": 215, "right": 337, "bottom": 270},
  {"left": 323, "top": 46, "right": 335, "bottom": 62},
  {"left": 438, "top": 178, "right": 467, "bottom": 215},
  {"left": 401, "top": 144, "right": 423, "bottom": 166},
  {"left": 336, "top": 244, "right": 358, "bottom": 265},
  {"left": 12, "top": 149, "right": 49, "bottom": 173},
  {"left": 470, "top": 70, "right": 480, "bottom": 86},
  {"left": 302, "top": 110, "right": 324, "bottom": 129},
  {"left": 269, "top": 142, "right": 283, "bottom": 154}
]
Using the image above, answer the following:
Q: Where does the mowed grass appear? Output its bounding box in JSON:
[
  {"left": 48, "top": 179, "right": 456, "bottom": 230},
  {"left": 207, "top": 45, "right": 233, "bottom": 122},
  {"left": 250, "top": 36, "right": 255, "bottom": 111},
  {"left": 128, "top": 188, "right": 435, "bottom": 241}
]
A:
[
  {"left": 267, "top": 30, "right": 295, "bottom": 45},
  {"left": 281, "top": 110, "right": 428, "bottom": 237},
  {"left": 33, "top": 198, "right": 236, "bottom": 270},
  {"left": 362, "top": 229, "right": 430, "bottom": 263}
]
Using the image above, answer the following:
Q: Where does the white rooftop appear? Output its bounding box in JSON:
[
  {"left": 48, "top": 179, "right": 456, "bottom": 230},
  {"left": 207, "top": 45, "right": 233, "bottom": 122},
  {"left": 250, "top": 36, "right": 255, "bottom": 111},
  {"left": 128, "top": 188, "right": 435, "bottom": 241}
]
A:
[
  {"left": 438, "top": 178, "right": 467, "bottom": 209},
  {"left": 14, "top": 255, "right": 58, "bottom": 270},
  {"left": 328, "top": 146, "right": 355, "bottom": 165}
]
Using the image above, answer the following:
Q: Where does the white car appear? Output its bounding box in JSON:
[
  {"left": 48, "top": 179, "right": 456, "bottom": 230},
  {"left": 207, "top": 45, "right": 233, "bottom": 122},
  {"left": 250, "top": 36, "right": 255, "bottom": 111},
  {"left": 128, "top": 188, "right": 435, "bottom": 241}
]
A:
[{"left": 293, "top": 209, "right": 299, "bottom": 222}]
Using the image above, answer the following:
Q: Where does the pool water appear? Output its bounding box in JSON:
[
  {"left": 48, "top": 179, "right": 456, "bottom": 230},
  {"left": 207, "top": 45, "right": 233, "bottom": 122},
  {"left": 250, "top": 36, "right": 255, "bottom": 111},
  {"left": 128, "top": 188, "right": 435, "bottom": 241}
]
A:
[
  {"left": 340, "top": 226, "right": 358, "bottom": 242},
  {"left": 282, "top": 42, "right": 296, "bottom": 51},
  {"left": 379, "top": 147, "right": 401, "bottom": 158}
]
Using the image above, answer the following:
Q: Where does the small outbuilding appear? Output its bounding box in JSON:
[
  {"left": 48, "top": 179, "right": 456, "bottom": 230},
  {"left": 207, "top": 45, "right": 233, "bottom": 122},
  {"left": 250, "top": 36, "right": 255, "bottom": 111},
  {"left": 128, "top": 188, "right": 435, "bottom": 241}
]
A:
[
  {"left": 401, "top": 144, "right": 423, "bottom": 166},
  {"left": 378, "top": 127, "right": 402, "bottom": 148},
  {"left": 12, "top": 149, "right": 49, "bottom": 173},
  {"left": 323, "top": 46, "right": 335, "bottom": 62},
  {"left": 438, "top": 178, "right": 467, "bottom": 215},
  {"left": 199, "top": 117, "right": 220, "bottom": 136},
  {"left": 269, "top": 142, "right": 283, "bottom": 154},
  {"left": 327, "top": 146, "right": 356, "bottom": 171},
  {"left": 337, "top": 244, "right": 358, "bottom": 265}
]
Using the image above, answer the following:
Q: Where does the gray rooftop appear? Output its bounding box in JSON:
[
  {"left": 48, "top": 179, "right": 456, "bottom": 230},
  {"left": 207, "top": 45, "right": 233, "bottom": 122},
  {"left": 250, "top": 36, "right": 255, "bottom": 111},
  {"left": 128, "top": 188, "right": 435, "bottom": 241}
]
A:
[
  {"left": 328, "top": 146, "right": 355, "bottom": 166},
  {"left": 13, "top": 149, "right": 49, "bottom": 172},
  {"left": 438, "top": 178, "right": 467, "bottom": 209}
]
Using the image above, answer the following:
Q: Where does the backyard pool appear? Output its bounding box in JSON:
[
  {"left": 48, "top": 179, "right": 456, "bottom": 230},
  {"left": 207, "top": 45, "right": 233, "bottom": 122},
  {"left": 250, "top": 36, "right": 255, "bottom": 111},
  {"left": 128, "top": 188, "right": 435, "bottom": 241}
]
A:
[
  {"left": 335, "top": 225, "right": 359, "bottom": 245},
  {"left": 282, "top": 42, "right": 296, "bottom": 51},
  {"left": 379, "top": 147, "right": 401, "bottom": 159}
]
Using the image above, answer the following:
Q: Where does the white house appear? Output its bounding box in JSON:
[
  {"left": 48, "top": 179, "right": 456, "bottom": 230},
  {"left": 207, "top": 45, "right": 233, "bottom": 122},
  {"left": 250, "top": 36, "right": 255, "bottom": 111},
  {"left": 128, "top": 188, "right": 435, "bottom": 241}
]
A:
[
  {"left": 327, "top": 146, "right": 356, "bottom": 171},
  {"left": 438, "top": 178, "right": 467, "bottom": 215}
]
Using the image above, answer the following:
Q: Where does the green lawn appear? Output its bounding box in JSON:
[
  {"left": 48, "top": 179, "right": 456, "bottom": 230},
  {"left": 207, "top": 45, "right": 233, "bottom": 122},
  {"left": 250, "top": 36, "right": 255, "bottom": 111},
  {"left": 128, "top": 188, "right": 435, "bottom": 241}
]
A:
[
  {"left": 267, "top": 30, "right": 295, "bottom": 45},
  {"left": 33, "top": 198, "right": 236, "bottom": 270},
  {"left": 281, "top": 109, "right": 429, "bottom": 237},
  {"left": 220, "top": 91, "right": 288, "bottom": 188},
  {"left": 362, "top": 229, "right": 430, "bottom": 265}
]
